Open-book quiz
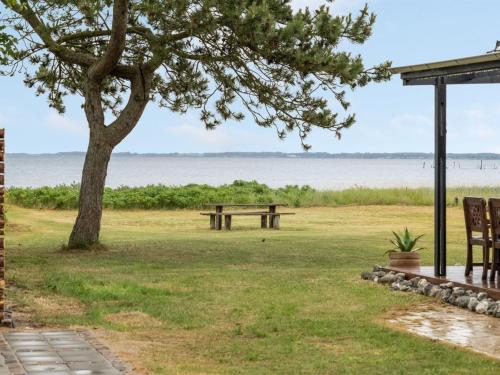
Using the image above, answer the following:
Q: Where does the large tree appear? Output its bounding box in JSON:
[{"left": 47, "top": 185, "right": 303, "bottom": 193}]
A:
[{"left": 0, "top": 0, "right": 390, "bottom": 248}]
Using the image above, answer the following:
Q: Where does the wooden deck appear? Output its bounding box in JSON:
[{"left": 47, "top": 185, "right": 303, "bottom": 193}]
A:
[{"left": 382, "top": 266, "right": 500, "bottom": 300}]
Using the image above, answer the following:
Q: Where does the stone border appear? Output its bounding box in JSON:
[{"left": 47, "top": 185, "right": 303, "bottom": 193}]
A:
[
  {"left": 0, "top": 334, "right": 23, "bottom": 375},
  {"left": 362, "top": 266, "right": 500, "bottom": 318},
  {"left": 77, "top": 330, "right": 133, "bottom": 374}
]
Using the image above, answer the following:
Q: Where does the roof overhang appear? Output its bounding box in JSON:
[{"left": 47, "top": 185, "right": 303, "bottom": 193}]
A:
[{"left": 391, "top": 53, "right": 500, "bottom": 86}]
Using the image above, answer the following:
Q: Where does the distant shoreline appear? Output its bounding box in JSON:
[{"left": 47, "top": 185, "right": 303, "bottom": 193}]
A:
[{"left": 7, "top": 152, "right": 500, "bottom": 160}]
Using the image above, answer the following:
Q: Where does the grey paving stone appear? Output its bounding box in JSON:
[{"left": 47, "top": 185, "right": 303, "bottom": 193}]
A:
[
  {"left": 47, "top": 337, "right": 82, "bottom": 342},
  {"left": 7, "top": 338, "right": 48, "bottom": 346},
  {"left": 50, "top": 341, "right": 89, "bottom": 350},
  {"left": 71, "top": 370, "right": 121, "bottom": 375},
  {"left": 1, "top": 330, "right": 128, "bottom": 374},
  {"left": 67, "top": 362, "right": 113, "bottom": 370},
  {"left": 24, "top": 363, "right": 70, "bottom": 371},
  {"left": 40, "top": 331, "right": 74, "bottom": 337},
  {"left": 9, "top": 343, "right": 52, "bottom": 350},
  {"left": 59, "top": 352, "right": 104, "bottom": 362},
  {"left": 46, "top": 337, "right": 84, "bottom": 342},
  {"left": 16, "top": 351, "right": 63, "bottom": 363},
  {"left": 4, "top": 332, "right": 42, "bottom": 338}
]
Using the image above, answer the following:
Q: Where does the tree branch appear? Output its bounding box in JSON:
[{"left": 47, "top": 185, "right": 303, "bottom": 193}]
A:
[
  {"left": 84, "top": 81, "right": 106, "bottom": 131},
  {"left": 57, "top": 27, "right": 151, "bottom": 45},
  {"left": 104, "top": 69, "right": 153, "bottom": 147},
  {"left": 1, "top": 0, "right": 137, "bottom": 80},
  {"left": 2, "top": 1, "right": 92, "bottom": 65},
  {"left": 88, "top": 0, "right": 129, "bottom": 82}
]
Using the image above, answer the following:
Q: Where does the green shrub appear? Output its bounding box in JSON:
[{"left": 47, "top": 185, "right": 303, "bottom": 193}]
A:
[{"left": 6, "top": 181, "right": 500, "bottom": 210}]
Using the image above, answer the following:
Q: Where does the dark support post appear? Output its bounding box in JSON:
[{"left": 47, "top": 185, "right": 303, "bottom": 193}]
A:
[
  {"left": 210, "top": 214, "right": 216, "bottom": 230},
  {"left": 261, "top": 215, "right": 268, "bottom": 229},
  {"left": 435, "top": 78, "right": 447, "bottom": 276},
  {"left": 224, "top": 214, "right": 232, "bottom": 230},
  {"left": 269, "top": 205, "right": 276, "bottom": 229},
  {"left": 216, "top": 205, "right": 223, "bottom": 230}
]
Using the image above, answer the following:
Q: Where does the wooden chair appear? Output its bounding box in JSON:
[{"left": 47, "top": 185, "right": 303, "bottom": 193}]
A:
[
  {"left": 463, "top": 197, "right": 491, "bottom": 280},
  {"left": 487, "top": 198, "right": 500, "bottom": 281}
]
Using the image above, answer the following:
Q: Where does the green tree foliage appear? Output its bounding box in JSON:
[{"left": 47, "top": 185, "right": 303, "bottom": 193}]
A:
[{"left": 0, "top": 0, "right": 390, "bottom": 148}]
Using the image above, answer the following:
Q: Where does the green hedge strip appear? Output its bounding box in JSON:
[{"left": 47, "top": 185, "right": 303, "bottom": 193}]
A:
[{"left": 6, "top": 180, "right": 500, "bottom": 209}]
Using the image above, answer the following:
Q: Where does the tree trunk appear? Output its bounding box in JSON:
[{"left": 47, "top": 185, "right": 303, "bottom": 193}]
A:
[
  {"left": 68, "top": 130, "right": 113, "bottom": 248},
  {"left": 67, "top": 67, "right": 152, "bottom": 249}
]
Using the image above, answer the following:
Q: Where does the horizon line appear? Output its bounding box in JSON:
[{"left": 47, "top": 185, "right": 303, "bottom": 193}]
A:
[{"left": 7, "top": 151, "right": 500, "bottom": 157}]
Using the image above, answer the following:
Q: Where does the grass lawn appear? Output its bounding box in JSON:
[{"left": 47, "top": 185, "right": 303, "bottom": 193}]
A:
[{"left": 4, "top": 205, "right": 499, "bottom": 374}]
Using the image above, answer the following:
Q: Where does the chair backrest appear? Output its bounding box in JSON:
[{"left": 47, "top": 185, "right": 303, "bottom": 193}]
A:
[
  {"left": 463, "top": 197, "right": 488, "bottom": 236},
  {"left": 488, "top": 198, "right": 500, "bottom": 241}
]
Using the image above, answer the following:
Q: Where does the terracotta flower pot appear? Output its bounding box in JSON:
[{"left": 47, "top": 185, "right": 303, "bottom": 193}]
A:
[{"left": 388, "top": 252, "right": 421, "bottom": 268}]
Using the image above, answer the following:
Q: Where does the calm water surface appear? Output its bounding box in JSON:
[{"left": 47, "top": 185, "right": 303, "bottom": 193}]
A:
[{"left": 6, "top": 154, "right": 500, "bottom": 189}]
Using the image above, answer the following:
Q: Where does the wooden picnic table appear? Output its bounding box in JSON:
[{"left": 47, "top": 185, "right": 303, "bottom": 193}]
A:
[{"left": 202, "top": 203, "right": 292, "bottom": 230}]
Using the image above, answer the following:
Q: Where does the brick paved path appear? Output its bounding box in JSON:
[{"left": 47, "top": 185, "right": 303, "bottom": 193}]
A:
[{"left": 0, "top": 330, "right": 129, "bottom": 374}]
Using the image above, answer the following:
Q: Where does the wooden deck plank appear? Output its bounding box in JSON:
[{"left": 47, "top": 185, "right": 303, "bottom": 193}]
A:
[{"left": 382, "top": 266, "right": 500, "bottom": 300}]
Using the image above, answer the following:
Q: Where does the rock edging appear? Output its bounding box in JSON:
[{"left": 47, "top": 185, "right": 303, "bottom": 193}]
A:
[{"left": 361, "top": 265, "right": 500, "bottom": 318}]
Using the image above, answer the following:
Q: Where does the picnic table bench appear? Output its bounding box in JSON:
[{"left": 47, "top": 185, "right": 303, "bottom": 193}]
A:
[{"left": 200, "top": 203, "right": 295, "bottom": 230}]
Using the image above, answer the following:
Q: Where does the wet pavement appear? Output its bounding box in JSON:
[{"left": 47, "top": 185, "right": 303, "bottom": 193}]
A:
[
  {"left": 0, "top": 330, "right": 129, "bottom": 374},
  {"left": 386, "top": 304, "right": 500, "bottom": 359}
]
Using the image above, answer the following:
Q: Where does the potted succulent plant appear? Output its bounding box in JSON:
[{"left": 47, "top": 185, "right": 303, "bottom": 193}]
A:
[{"left": 385, "top": 228, "right": 425, "bottom": 268}]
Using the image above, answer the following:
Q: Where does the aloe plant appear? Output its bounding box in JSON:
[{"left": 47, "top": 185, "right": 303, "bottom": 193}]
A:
[{"left": 385, "top": 227, "right": 425, "bottom": 254}]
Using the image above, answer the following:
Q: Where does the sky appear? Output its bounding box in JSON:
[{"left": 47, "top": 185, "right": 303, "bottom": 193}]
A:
[{"left": 1, "top": 0, "right": 500, "bottom": 154}]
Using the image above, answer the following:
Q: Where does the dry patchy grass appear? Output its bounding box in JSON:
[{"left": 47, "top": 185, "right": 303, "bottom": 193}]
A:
[{"left": 3, "top": 205, "right": 499, "bottom": 374}]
